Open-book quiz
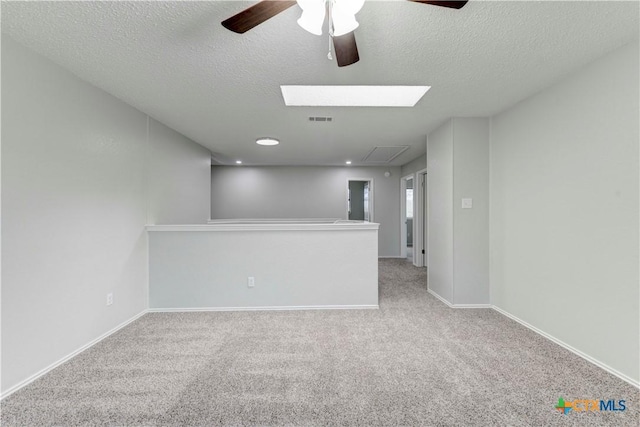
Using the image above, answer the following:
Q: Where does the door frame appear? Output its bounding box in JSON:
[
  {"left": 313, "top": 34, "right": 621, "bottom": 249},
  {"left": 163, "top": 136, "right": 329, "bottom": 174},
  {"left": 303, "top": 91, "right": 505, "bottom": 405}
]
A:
[
  {"left": 346, "top": 178, "right": 374, "bottom": 222},
  {"left": 400, "top": 174, "right": 414, "bottom": 260},
  {"left": 414, "top": 168, "right": 428, "bottom": 267}
]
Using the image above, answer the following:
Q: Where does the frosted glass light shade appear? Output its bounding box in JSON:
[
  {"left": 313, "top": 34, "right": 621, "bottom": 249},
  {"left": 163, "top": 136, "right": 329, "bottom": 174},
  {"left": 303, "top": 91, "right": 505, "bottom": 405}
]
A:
[
  {"left": 296, "top": 0, "right": 365, "bottom": 37},
  {"left": 331, "top": 10, "right": 358, "bottom": 36},
  {"left": 339, "top": 0, "right": 365, "bottom": 15},
  {"left": 297, "top": 0, "right": 326, "bottom": 36},
  {"left": 331, "top": 0, "right": 365, "bottom": 36},
  {"left": 298, "top": 10, "right": 325, "bottom": 35}
]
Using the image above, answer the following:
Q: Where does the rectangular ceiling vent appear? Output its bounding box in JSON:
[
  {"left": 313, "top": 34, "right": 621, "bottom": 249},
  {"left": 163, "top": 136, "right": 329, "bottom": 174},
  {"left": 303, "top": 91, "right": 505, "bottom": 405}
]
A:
[
  {"left": 308, "top": 116, "right": 333, "bottom": 122},
  {"left": 362, "top": 146, "right": 410, "bottom": 164}
]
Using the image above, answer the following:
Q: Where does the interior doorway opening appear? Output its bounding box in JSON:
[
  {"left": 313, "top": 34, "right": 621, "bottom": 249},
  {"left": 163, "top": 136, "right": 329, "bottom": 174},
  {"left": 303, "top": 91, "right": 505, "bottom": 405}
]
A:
[
  {"left": 347, "top": 179, "right": 373, "bottom": 222},
  {"left": 414, "top": 169, "right": 428, "bottom": 268},
  {"left": 400, "top": 175, "right": 414, "bottom": 261},
  {"left": 406, "top": 178, "right": 414, "bottom": 261}
]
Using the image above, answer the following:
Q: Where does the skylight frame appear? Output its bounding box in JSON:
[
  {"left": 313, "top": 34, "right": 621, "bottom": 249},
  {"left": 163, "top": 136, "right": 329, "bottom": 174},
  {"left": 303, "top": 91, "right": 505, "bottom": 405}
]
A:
[{"left": 280, "top": 85, "right": 431, "bottom": 107}]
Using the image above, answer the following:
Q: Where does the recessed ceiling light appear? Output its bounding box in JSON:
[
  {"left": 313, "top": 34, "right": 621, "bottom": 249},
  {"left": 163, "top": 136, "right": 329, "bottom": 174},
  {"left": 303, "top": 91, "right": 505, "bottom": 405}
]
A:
[
  {"left": 280, "top": 85, "right": 431, "bottom": 107},
  {"left": 256, "top": 137, "right": 280, "bottom": 146},
  {"left": 346, "top": 161, "right": 352, "bottom": 165},
  {"left": 235, "top": 160, "right": 242, "bottom": 164}
]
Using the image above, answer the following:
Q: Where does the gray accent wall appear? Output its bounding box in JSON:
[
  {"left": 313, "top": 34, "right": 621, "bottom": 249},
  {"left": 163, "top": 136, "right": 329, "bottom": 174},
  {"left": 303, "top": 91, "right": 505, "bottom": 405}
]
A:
[
  {"left": 490, "top": 40, "right": 639, "bottom": 382},
  {"left": 1, "top": 37, "right": 211, "bottom": 395},
  {"left": 210, "top": 166, "right": 402, "bottom": 257}
]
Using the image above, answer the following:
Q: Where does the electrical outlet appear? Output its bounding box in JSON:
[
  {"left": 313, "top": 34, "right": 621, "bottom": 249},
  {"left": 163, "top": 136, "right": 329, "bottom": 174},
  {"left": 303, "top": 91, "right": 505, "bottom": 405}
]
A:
[
  {"left": 106, "top": 293, "right": 113, "bottom": 306},
  {"left": 248, "top": 277, "right": 255, "bottom": 288}
]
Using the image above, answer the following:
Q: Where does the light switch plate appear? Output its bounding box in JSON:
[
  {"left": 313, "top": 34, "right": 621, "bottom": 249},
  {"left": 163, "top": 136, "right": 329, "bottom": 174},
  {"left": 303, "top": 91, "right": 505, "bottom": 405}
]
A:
[{"left": 462, "top": 198, "right": 473, "bottom": 209}]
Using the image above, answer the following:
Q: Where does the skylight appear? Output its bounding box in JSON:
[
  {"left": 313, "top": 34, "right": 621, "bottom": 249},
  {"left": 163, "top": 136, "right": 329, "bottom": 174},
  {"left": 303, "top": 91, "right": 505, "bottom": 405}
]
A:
[{"left": 280, "top": 85, "right": 430, "bottom": 107}]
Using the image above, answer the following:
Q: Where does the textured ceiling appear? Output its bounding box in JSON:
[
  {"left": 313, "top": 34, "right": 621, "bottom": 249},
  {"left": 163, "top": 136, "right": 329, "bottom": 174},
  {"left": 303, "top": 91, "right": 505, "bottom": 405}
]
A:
[{"left": 2, "top": 0, "right": 638, "bottom": 166}]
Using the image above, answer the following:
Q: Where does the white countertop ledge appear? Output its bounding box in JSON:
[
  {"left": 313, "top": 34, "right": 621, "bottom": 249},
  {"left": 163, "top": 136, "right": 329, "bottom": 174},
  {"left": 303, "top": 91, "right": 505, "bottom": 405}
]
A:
[{"left": 146, "top": 222, "right": 380, "bottom": 232}]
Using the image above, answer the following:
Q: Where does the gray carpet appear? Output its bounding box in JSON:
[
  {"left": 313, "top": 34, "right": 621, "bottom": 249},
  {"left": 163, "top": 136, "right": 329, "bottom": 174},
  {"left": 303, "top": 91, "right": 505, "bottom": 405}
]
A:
[{"left": 2, "top": 259, "right": 638, "bottom": 426}]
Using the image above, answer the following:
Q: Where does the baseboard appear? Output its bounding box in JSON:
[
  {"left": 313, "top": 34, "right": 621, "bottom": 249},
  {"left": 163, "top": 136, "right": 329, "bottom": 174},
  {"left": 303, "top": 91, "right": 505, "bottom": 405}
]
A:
[
  {"left": 427, "top": 288, "right": 453, "bottom": 307},
  {"left": 427, "top": 292, "right": 639, "bottom": 387},
  {"left": 0, "top": 309, "right": 148, "bottom": 400},
  {"left": 378, "top": 256, "right": 406, "bottom": 259},
  {"left": 4, "top": 302, "right": 635, "bottom": 400},
  {"left": 492, "top": 305, "right": 640, "bottom": 389},
  {"left": 427, "top": 289, "right": 490, "bottom": 308},
  {"left": 453, "top": 303, "right": 492, "bottom": 308},
  {"left": 148, "top": 305, "right": 379, "bottom": 312}
]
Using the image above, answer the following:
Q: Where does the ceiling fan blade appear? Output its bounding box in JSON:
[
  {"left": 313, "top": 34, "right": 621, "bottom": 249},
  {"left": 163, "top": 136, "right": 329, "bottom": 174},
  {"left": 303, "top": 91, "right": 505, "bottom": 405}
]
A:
[
  {"left": 332, "top": 32, "right": 359, "bottom": 67},
  {"left": 222, "top": 0, "right": 297, "bottom": 34},
  {"left": 407, "top": 0, "right": 468, "bottom": 9}
]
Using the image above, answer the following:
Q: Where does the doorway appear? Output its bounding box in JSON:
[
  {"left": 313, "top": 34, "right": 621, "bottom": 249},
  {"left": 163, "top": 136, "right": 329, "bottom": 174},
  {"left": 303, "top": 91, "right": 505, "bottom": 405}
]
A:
[
  {"left": 413, "top": 169, "right": 428, "bottom": 268},
  {"left": 347, "top": 179, "right": 373, "bottom": 222},
  {"left": 400, "top": 175, "right": 414, "bottom": 261}
]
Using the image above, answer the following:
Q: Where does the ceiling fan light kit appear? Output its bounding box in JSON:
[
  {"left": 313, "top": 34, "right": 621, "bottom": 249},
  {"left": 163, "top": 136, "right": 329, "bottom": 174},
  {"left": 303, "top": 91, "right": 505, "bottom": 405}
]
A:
[
  {"left": 221, "top": 0, "right": 468, "bottom": 67},
  {"left": 297, "top": 0, "right": 365, "bottom": 37},
  {"left": 330, "top": 7, "right": 359, "bottom": 37},
  {"left": 297, "top": 0, "right": 326, "bottom": 35},
  {"left": 330, "top": 0, "right": 366, "bottom": 36}
]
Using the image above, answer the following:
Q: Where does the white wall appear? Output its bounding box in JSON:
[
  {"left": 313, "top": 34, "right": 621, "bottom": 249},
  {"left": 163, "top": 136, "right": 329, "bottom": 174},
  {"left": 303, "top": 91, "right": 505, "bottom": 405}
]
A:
[
  {"left": 148, "top": 224, "right": 378, "bottom": 309},
  {"left": 490, "top": 40, "right": 639, "bottom": 383},
  {"left": 427, "top": 121, "right": 454, "bottom": 301},
  {"left": 210, "top": 166, "right": 402, "bottom": 257},
  {"left": 452, "top": 119, "right": 490, "bottom": 304},
  {"left": 147, "top": 118, "right": 211, "bottom": 224},
  {"left": 401, "top": 154, "right": 427, "bottom": 177},
  {"left": 1, "top": 37, "right": 211, "bottom": 395},
  {"left": 427, "top": 118, "right": 490, "bottom": 305}
]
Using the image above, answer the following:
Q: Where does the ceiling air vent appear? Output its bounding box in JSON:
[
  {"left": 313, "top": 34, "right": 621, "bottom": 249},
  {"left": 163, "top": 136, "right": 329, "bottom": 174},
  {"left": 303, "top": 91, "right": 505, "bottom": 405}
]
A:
[
  {"left": 362, "top": 146, "right": 410, "bottom": 164},
  {"left": 308, "top": 116, "right": 333, "bottom": 122}
]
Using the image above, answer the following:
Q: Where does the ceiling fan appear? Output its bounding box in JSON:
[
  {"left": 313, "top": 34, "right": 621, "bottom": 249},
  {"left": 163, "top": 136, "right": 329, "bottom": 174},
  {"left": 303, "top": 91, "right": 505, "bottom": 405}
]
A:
[{"left": 222, "top": 0, "right": 468, "bottom": 67}]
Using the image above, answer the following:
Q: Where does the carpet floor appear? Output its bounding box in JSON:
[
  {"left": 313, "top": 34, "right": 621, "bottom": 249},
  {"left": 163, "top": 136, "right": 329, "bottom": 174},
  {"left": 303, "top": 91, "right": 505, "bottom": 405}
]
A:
[{"left": 1, "top": 259, "right": 638, "bottom": 426}]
